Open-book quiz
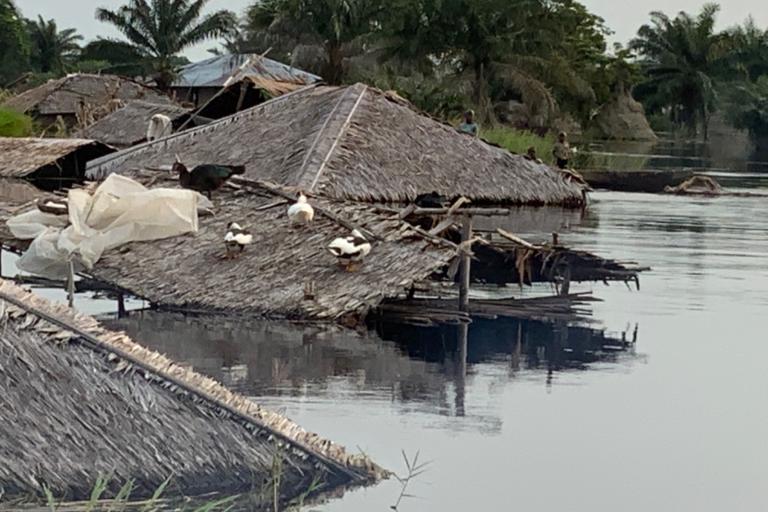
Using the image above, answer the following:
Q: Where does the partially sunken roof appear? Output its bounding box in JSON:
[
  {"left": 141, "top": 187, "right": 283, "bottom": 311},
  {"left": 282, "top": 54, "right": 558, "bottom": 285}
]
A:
[
  {"left": 173, "top": 53, "right": 320, "bottom": 88},
  {"left": 87, "top": 84, "right": 586, "bottom": 206},
  {"left": 0, "top": 137, "right": 114, "bottom": 178},
  {"left": 2, "top": 74, "right": 174, "bottom": 116},
  {"left": 75, "top": 100, "right": 191, "bottom": 148},
  {"left": 0, "top": 279, "right": 380, "bottom": 501}
]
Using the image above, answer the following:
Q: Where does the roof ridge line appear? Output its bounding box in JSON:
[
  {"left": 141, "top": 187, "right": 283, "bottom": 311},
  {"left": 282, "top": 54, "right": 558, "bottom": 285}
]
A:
[
  {"left": 85, "top": 83, "right": 323, "bottom": 179},
  {"left": 308, "top": 83, "right": 368, "bottom": 191},
  {"left": 294, "top": 85, "right": 358, "bottom": 186}
]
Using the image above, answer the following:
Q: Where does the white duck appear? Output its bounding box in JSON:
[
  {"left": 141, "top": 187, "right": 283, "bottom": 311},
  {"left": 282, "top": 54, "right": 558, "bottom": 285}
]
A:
[
  {"left": 328, "top": 229, "right": 372, "bottom": 271},
  {"left": 287, "top": 192, "right": 315, "bottom": 225},
  {"left": 224, "top": 222, "right": 253, "bottom": 259}
]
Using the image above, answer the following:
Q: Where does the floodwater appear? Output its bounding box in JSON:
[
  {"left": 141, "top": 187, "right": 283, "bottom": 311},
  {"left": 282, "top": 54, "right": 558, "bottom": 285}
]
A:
[
  {"left": 101, "top": 192, "right": 767, "bottom": 509},
  {"left": 8, "top": 140, "right": 767, "bottom": 511}
]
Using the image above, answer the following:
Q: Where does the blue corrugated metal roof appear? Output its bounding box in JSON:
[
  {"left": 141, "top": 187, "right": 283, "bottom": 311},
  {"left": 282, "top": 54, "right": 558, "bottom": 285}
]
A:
[{"left": 172, "top": 54, "right": 321, "bottom": 88}]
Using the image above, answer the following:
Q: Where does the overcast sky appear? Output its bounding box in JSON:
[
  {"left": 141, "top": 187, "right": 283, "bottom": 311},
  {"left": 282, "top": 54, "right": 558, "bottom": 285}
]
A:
[{"left": 18, "top": 0, "right": 768, "bottom": 62}]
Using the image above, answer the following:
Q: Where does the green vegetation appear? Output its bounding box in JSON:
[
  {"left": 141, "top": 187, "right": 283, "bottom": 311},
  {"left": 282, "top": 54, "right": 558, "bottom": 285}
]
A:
[
  {"left": 0, "top": 108, "right": 33, "bottom": 136},
  {"left": 95, "top": 0, "right": 236, "bottom": 89},
  {"left": 483, "top": 127, "right": 556, "bottom": 164},
  {"left": 2, "top": 0, "right": 768, "bottom": 150}
]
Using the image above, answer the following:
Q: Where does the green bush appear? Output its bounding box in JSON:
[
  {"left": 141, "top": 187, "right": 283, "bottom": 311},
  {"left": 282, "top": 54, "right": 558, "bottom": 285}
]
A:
[
  {"left": 0, "top": 108, "right": 33, "bottom": 137},
  {"left": 481, "top": 127, "right": 556, "bottom": 164}
]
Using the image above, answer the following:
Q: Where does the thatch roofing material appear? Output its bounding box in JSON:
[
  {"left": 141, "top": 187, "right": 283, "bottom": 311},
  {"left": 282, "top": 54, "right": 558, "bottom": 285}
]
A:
[
  {"left": 75, "top": 100, "right": 191, "bottom": 148},
  {"left": 86, "top": 84, "right": 586, "bottom": 206},
  {"left": 87, "top": 174, "right": 456, "bottom": 320},
  {"left": 0, "top": 279, "right": 381, "bottom": 501},
  {"left": 2, "top": 74, "right": 173, "bottom": 116},
  {"left": 173, "top": 53, "right": 320, "bottom": 88},
  {"left": 0, "top": 137, "right": 114, "bottom": 178}
]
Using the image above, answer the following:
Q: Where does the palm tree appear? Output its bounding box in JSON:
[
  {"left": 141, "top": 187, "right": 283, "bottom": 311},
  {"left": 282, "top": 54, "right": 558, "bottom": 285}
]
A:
[
  {"left": 0, "top": 0, "right": 30, "bottom": 85},
  {"left": 96, "top": 0, "right": 237, "bottom": 89},
  {"left": 630, "top": 4, "right": 728, "bottom": 139},
  {"left": 247, "top": 0, "right": 383, "bottom": 85},
  {"left": 27, "top": 16, "right": 83, "bottom": 74}
]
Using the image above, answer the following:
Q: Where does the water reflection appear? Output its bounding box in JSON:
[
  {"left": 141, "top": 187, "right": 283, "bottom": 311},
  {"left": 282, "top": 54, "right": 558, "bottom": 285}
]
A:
[{"left": 105, "top": 311, "right": 641, "bottom": 421}]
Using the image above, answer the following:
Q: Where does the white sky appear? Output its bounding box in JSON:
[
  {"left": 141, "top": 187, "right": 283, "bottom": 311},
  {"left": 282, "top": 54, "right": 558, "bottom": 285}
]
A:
[{"left": 17, "top": 0, "right": 768, "bottom": 61}]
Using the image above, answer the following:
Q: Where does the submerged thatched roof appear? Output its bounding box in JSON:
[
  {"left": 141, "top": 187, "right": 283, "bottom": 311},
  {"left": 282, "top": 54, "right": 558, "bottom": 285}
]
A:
[
  {"left": 75, "top": 100, "right": 191, "bottom": 148},
  {"left": 2, "top": 74, "right": 173, "bottom": 116},
  {"left": 0, "top": 279, "right": 381, "bottom": 502},
  {"left": 86, "top": 173, "right": 457, "bottom": 320},
  {"left": 0, "top": 137, "right": 114, "bottom": 178},
  {"left": 87, "top": 84, "right": 587, "bottom": 206}
]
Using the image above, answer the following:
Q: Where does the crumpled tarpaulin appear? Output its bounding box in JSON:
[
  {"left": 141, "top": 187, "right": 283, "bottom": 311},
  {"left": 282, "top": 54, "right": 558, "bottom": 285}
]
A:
[{"left": 7, "top": 174, "right": 211, "bottom": 278}]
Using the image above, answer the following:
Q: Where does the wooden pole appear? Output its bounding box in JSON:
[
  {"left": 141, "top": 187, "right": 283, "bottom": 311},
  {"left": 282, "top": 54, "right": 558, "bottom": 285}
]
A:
[
  {"left": 458, "top": 216, "right": 473, "bottom": 312},
  {"left": 235, "top": 81, "right": 249, "bottom": 111},
  {"left": 117, "top": 293, "right": 126, "bottom": 318},
  {"left": 66, "top": 259, "right": 75, "bottom": 308},
  {"left": 560, "top": 263, "right": 571, "bottom": 296}
]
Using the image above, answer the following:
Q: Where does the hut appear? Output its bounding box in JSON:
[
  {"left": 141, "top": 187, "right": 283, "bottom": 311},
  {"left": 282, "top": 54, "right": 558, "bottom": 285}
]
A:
[
  {"left": 1, "top": 74, "right": 174, "bottom": 128},
  {"left": 170, "top": 53, "right": 321, "bottom": 118},
  {"left": 0, "top": 279, "right": 381, "bottom": 503},
  {"left": 0, "top": 137, "right": 114, "bottom": 189},
  {"left": 87, "top": 83, "right": 587, "bottom": 206},
  {"left": 75, "top": 100, "right": 194, "bottom": 148},
  {"left": 0, "top": 171, "right": 640, "bottom": 325}
]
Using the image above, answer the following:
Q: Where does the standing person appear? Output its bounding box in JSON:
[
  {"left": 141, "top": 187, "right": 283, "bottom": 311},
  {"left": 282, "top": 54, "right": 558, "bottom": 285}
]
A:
[
  {"left": 552, "top": 131, "right": 572, "bottom": 169},
  {"left": 457, "top": 110, "right": 478, "bottom": 137}
]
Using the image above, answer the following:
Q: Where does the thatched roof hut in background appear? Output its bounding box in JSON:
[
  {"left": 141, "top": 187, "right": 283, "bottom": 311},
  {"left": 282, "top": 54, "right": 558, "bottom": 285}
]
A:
[
  {"left": 75, "top": 100, "right": 194, "bottom": 148},
  {"left": 0, "top": 279, "right": 380, "bottom": 502},
  {"left": 170, "top": 53, "right": 321, "bottom": 118},
  {"left": 88, "top": 84, "right": 586, "bottom": 206},
  {"left": 1, "top": 74, "right": 174, "bottom": 127},
  {"left": 0, "top": 137, "right": 114, "bottom": 189}
]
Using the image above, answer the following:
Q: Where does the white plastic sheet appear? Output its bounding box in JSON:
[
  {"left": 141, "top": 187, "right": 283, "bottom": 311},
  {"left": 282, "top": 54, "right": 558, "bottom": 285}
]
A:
[{"left": 8, "top": 174, "right": 212, "bottom": 278}]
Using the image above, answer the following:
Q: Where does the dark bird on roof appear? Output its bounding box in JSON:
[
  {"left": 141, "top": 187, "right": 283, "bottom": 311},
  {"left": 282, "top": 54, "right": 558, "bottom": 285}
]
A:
[
  {"left": 172, "top": 156, "right": 245, "bottom": 199},
  {"left": 414, "top": 191, "right": 448, "bottom": 208}
]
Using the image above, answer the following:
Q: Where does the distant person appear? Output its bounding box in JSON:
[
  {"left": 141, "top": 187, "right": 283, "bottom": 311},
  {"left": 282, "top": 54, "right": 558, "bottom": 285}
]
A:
[
  {"left": 457, "top": 110, "right": 478, "bottom": 137},
  {"left": 552, "top": 131, "right": 572, "bottom": 169},
  {"left": 524, "top": 146, "right": 542, "bottom": 164}
]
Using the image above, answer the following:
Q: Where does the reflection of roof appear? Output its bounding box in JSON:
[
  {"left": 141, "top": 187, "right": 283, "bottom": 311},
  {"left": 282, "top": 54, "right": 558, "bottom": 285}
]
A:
[
  {"left": 75, "top": 101, "right": 191, "bottom": 148},
  {"left": 2, "top": 74, "right": 173, "bottom": 116},
  {"left": 0, "top": 137, "right": 114, "bottom": 178},
  {"left": 172, "top": 54, "right": 321, "bottom": 88}
]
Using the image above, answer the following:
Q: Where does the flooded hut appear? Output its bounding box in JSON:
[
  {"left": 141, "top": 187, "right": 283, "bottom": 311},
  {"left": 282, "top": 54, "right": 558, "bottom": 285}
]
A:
[
  {"left": 170, "top": 53, "right": 321, "bottom": 118},
  {"left": 0, "top": 137, "right": 114, "bottom": 189},
  {"left": 0, "top": 172, "right": 640, "bottom": 325},
  {"left": 1, "top": 74, "right": 174, "bottom": 128},
  {"left": 0, "top": 279, "right": 381, "bottom": 503},
  {"left": 75, "top": 100, "right": 194, "bottom": 148},
  {"left": 86, "top": 83, "right": 586, "bottom": 206}
]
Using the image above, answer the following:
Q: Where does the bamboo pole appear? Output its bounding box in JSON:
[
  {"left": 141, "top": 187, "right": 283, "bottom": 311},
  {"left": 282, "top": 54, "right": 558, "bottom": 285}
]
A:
[
  {"left": 458, "top": 216, "right": 472, "bottom": 312},
  {"left": 66, "top": 258, "right": 75, "bottom": 308}
]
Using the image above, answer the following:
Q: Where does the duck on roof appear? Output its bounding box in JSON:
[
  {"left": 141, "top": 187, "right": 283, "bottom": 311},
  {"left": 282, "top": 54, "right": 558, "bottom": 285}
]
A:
[{"left": 88, "top": 83, "right": 587, "bottom": 206}]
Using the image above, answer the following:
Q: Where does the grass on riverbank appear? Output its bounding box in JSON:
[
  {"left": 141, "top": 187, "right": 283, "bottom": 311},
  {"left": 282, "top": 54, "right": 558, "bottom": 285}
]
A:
[
  {"left": 0, "top": 108, "right": 34, "bottom": 137},
  {"left": 482, "top": 127, "right": 556, "bottom": 164}
]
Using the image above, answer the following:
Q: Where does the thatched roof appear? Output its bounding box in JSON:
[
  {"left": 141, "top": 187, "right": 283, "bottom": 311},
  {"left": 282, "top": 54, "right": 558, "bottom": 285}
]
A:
[
  {"left": 86, "top": 173, "right": 457, "bottom": 321},
  {"left": 2, "top": 74, "right": 173, "bottom": 116},
  {"left": 87, "top": 84, "right": 587, "bottom": 206},
  {"left": 0, "top": 279, "right": 381, "bottom": 502},
  {"left": 75, "top": 100, "right": 191, "bottom": 148},
  {"left": 0, "top": 137, "right": 114, "bottom": 179},
  {"left": 173, "top": 53, "right": 320, "bottom": 89}
]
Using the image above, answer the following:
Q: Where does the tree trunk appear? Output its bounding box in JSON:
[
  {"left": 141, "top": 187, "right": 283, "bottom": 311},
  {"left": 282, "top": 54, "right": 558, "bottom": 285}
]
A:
[
  {"left": 323, "top": 43, "right": 344, "bottom": 85},
  {"left": 473, "top": 60, "right": 494, "bottom": 125}
]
